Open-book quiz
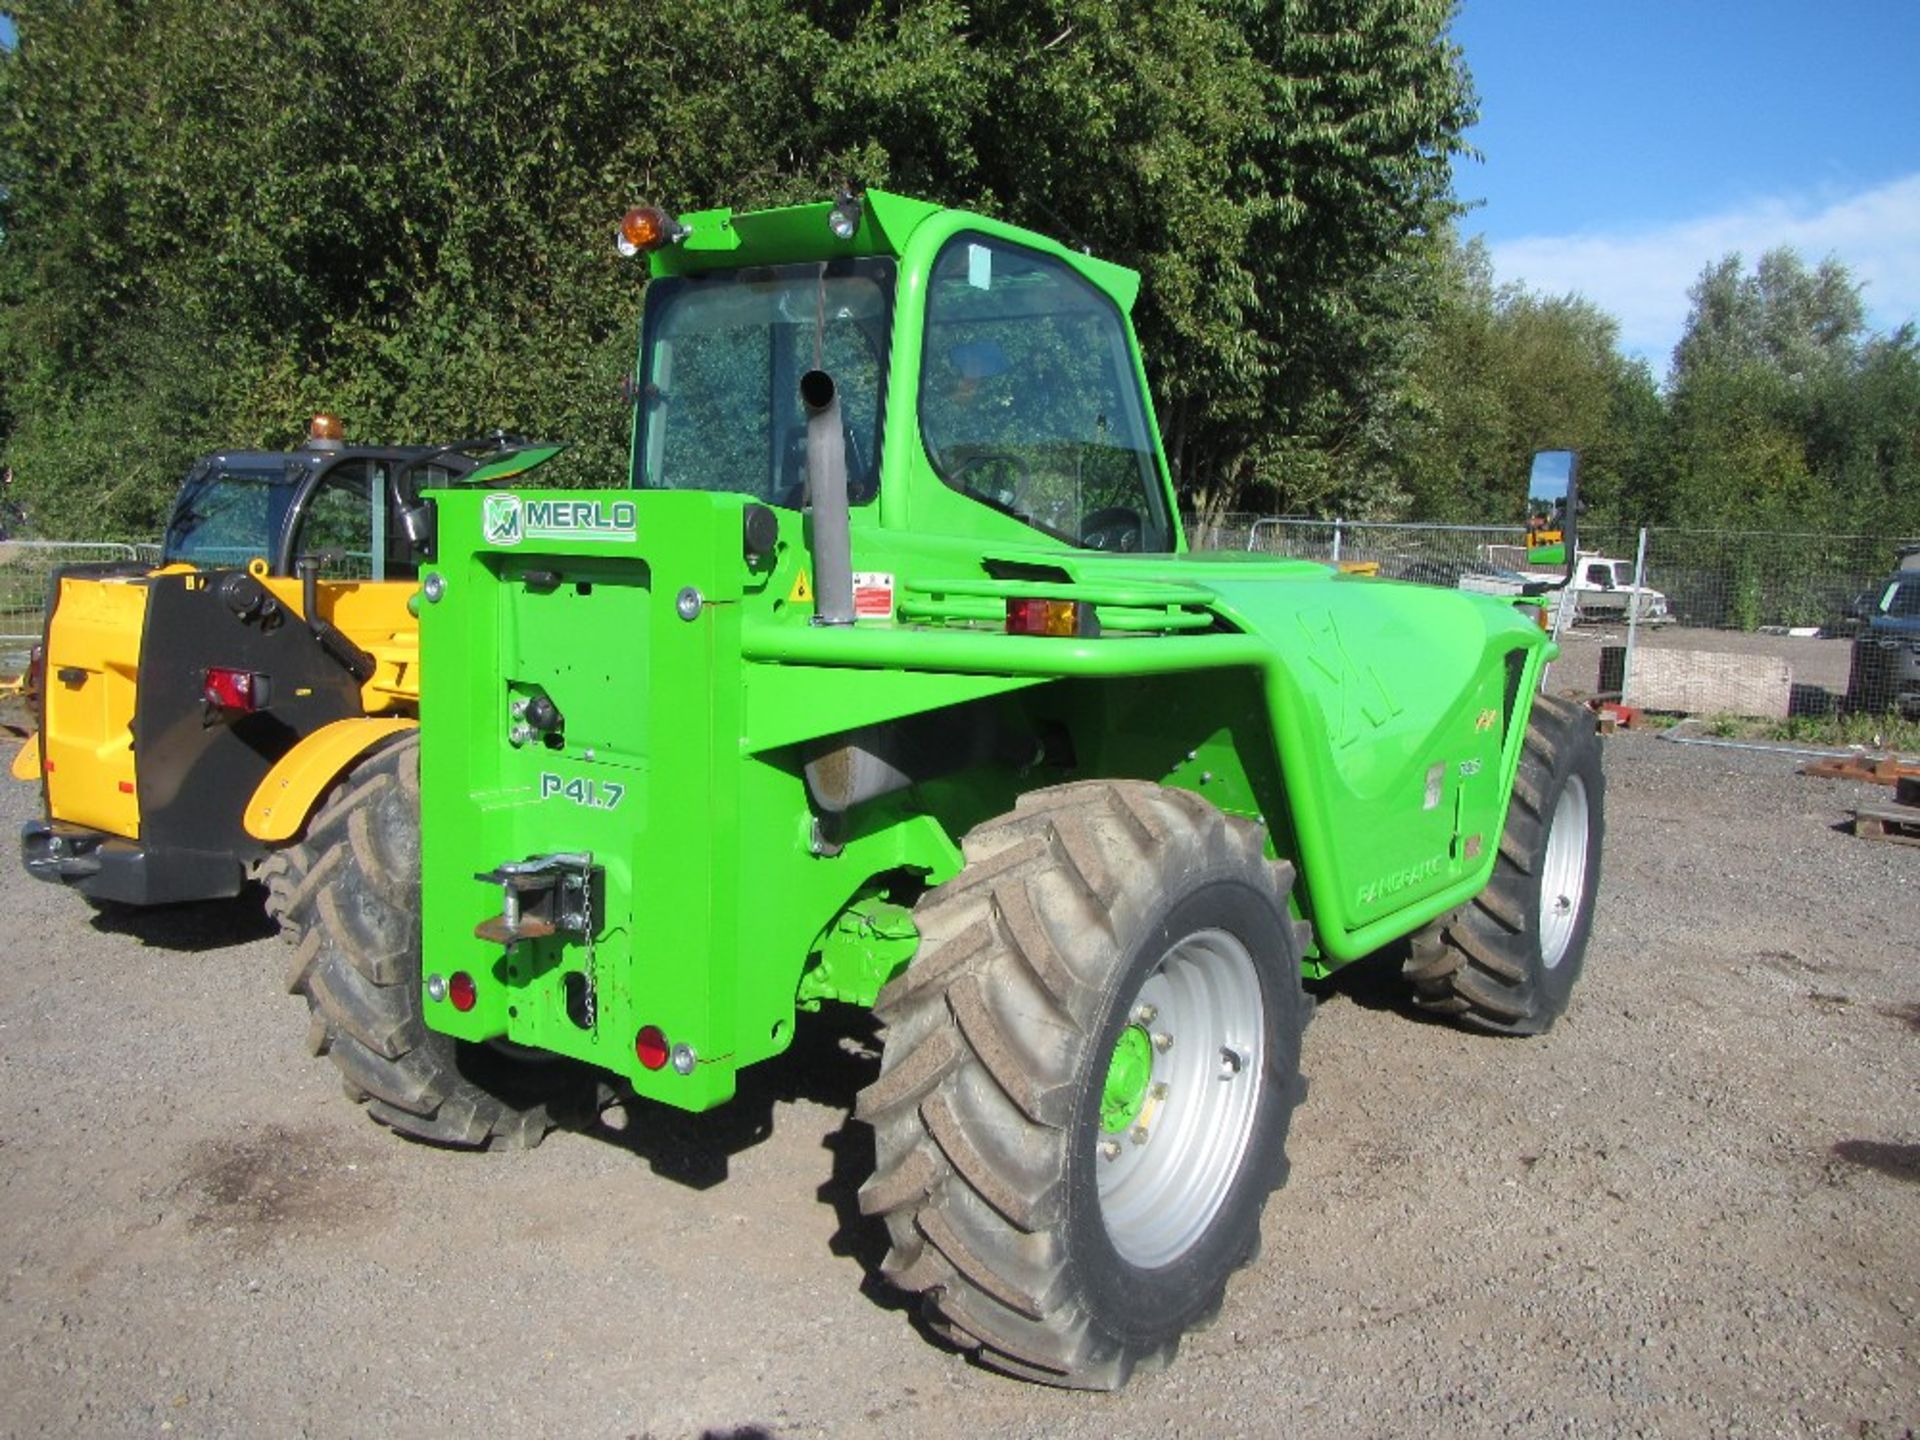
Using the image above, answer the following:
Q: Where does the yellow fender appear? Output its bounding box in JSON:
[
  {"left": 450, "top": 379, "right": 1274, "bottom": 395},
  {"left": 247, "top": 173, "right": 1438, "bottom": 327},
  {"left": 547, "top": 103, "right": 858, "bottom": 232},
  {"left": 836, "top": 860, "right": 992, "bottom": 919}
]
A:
[
  {"left": 11, "top": 737, "right": 41, "bottom": 782},
  {"left": 245, "top": 716, "right": 418, "bottom": 843}
]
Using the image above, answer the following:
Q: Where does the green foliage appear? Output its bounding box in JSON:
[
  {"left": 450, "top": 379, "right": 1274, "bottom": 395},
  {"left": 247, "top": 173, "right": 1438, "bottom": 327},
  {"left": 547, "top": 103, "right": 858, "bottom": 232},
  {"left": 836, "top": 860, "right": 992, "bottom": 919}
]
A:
[
  {"left": 1684, "top": 711, "right": 1920, "bottom": 755},
  {"left": 1398, "top": 232, "right": 1664, "bottom": 527},
  {"left": 3, "top": 3, "right": 1911, "bottom": 549},
  {"left": 1665, "top": 248, "right": 1920, "bottom": 539},
  {"left": 1766, "top": 712, "right": 1920, "bottom": 753},
  {"left": 1394, "top": 239, "right": 1916, "bottom": 548},
  {"left": 0, "top": 0, "right": 1475, "bottom": 538}
]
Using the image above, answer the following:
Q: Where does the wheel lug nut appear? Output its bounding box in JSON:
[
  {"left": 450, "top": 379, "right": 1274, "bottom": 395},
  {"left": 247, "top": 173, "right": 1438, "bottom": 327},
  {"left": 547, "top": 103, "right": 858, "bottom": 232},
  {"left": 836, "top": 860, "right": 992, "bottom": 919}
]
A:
[
  {"left": 1132, "top": 1004, "right": 1157, "bottom": 1025},
  {"left": 1130, "top": 1125, "right": 1150, "bottom": 1146},
  {"left": 1100, "top": 1139, "right": 1122, "bottom": 1161},
  {"left": 1152, "top": 1031, "right": 1173, "bottom": 1053},
  {"left": 1150, "top": 1082, "right": 1169, "bottom": 1101}
]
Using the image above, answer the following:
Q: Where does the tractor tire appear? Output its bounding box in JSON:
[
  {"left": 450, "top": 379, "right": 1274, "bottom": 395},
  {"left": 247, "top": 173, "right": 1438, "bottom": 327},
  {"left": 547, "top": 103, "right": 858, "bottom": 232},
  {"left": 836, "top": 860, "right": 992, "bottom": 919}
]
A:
[
  {"left": 256, "top": 848, "right": 308, "bottom": 947},
  {"left": 857, "top": 781, "right": 1307, "bottom": 1389},
  {"left": 1404, "top": 693, "right": 1604, "bottom": 1034},
  {"left": 282, "top": 732, "right": 595, "bottom": 1148}
]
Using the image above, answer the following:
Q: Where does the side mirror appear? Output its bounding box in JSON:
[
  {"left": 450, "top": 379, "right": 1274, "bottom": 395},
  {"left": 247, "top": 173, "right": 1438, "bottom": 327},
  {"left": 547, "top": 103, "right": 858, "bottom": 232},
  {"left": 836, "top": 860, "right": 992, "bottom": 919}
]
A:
[{"left": 1525, "top": 449, "right": 1579, "bottom": 584}]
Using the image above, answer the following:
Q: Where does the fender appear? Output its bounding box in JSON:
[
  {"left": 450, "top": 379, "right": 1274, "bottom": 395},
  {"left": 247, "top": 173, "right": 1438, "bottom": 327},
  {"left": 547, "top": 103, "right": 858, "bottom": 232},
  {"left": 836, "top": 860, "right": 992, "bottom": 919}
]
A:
[{"left": 244, "top": 716, "right": 418, "bottom": 843}]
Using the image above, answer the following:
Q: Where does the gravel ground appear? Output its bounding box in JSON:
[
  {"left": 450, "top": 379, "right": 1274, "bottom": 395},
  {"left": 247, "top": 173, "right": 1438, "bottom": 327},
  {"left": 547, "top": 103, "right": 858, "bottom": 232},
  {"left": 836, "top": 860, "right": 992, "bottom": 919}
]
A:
[{"left": 0, "top": 730, "right": 1915, "bottom": 1439}]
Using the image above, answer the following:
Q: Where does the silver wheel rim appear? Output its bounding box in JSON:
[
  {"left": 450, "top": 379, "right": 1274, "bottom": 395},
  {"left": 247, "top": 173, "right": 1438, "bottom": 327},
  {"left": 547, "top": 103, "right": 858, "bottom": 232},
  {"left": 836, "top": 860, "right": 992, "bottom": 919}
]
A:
[
  {"left": 1096, "top": 928, "right": 1265, "bottom": 1269},
  {"left": 1539, "top": 774, "right": 1591, "bottom": 969}
]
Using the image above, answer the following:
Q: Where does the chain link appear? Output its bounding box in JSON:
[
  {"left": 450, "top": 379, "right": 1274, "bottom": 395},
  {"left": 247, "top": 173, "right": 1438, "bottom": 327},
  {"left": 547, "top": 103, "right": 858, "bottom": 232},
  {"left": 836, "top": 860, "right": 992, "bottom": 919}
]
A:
[{"left": 579, "top": 865, "right": 597, "bottom": 1034}]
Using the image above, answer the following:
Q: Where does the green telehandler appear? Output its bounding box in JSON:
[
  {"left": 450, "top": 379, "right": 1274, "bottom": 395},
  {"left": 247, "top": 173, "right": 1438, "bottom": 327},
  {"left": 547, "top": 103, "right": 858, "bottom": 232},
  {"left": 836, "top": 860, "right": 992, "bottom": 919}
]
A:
[{"left": 283, "top": 191, "right": 1603, "bottom": 1389}]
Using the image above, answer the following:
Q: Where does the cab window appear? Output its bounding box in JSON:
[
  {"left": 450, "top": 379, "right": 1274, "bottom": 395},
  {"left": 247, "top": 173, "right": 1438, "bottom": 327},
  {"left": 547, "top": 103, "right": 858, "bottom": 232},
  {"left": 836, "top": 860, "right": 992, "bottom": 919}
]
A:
[
  {"left": 919, "top": 235, "right": 1172, "bottom": 552},
  {"left": 293, "top": 462, "right": 391, "bottom": 580},
  {"left": 632, "top": 258, "right": 893, "bottom": 507},
  {"left": 162, "top": 461, "right": 297, "bottom": 566}
]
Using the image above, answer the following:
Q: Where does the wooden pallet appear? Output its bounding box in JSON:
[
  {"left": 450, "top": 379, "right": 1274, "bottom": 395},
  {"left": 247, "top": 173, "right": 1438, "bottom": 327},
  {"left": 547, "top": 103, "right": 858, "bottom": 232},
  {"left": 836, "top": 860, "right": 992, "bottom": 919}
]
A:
[
  {"left": 1852, "top": 800, "right": 1920, "bottom": 847},
  {"left": 1801, "top": 756, "right": 1920, "bottom": 787}
]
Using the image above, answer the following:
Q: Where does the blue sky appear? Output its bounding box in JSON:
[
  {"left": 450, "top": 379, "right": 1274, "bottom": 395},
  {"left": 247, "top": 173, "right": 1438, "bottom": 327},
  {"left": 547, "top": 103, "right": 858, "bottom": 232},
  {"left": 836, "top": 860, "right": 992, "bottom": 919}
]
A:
[{"left": 1452, "top": 0, "right": 1920, "bottom": 377}]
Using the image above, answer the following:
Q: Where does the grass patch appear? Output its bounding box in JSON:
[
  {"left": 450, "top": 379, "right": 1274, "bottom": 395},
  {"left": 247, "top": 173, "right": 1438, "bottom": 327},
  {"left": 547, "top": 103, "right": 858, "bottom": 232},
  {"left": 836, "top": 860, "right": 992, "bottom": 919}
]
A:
[
  {"left": 1766, "top": 712, "right": 1920, "bottom": 750},
  {"left": 1667, "top": 711, "right": 1920, "bottom": 751}
]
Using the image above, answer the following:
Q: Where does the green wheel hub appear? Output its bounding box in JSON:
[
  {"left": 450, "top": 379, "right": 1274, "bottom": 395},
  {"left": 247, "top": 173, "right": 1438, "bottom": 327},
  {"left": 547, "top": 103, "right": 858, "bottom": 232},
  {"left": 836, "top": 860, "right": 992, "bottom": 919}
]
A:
[{"left": 1101, "top": 1024, "right": 1154, "bottom": 1134}]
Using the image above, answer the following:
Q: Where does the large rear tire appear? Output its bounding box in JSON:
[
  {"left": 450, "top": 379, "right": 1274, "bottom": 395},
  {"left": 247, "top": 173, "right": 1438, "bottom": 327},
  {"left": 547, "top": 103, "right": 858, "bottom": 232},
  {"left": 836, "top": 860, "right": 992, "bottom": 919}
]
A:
[
  {"left": 857, "top": 781, "right": 1306, "bottom": 1389},
  {"left": 256, "top": 848, "right": 307, "bottom": 947},
  {"left": 1404, "top": 693, "right": 1604, "bottom": 1034},
  {"left": 281, "top": 733, "right": 595, "bottom": 1147}
]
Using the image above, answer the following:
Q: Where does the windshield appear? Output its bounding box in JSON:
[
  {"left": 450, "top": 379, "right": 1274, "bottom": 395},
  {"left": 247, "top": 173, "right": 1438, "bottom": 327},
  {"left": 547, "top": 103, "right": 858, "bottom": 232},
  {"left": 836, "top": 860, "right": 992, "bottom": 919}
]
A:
[
  {"left": 162, "top": 460, "right": 298, "bottom": 566},
  {"left": 631, "top": 258, "right": 893, "bottom": 505},
  {"left": 1612, "top": 562, "right": 1635, "bottom": 588}
]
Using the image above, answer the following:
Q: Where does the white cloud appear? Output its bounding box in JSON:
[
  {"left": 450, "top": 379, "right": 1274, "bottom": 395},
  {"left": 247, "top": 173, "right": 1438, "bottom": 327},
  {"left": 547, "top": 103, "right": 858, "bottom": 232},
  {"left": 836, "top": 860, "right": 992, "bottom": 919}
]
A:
[{"left": 1485, "top": 173, "right": 1920, "bottom": 378}]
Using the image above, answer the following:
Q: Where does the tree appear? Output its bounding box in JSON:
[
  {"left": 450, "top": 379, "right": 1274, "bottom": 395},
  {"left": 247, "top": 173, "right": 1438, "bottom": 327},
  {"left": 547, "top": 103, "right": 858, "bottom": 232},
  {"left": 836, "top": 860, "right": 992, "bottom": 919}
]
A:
[
  {"left": 1672, "top": 249, "right": 1866, "bottom": 385},
  {"left": 1399, "top": 231, "right": 1663, "bottom": 528},
  {"left": 0, "top": 0, "right": 1479, "bottom": 537},
  {"left": 1666, "top": 249, "right": 1916, "bottom": 534}
]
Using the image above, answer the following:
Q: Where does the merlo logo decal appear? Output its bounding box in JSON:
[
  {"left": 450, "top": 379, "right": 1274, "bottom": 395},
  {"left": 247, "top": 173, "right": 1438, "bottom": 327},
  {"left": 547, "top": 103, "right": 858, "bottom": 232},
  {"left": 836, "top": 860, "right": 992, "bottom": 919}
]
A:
[
  {"left": 1297, "top": 609, "right": 1404, "bottom": 748},
  {"left": 484, "top": 493, "right": 523, "bottom": 547}
]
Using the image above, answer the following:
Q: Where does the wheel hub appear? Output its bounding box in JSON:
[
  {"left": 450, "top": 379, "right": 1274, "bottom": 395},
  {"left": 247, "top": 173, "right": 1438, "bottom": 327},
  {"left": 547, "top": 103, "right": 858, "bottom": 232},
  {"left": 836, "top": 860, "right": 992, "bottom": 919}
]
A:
[
  {"left": 1101, "top": 1024, "right": 1154, "bottom": 1134},
  {"left": 1539, "top": 774, "right": 1592, "bottom": 970},
  {"left": 1094, "top": 928, "right": 1265, "bottom": 1269}
]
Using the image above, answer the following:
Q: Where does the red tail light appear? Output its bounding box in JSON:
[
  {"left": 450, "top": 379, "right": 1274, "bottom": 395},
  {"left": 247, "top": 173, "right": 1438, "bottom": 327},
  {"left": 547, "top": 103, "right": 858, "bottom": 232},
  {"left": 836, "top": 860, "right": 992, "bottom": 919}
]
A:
[
  {"left": 448, "top": 972, "right": 477, "bottom": 1012},
  {"left": 1006, "top": 597, "right": 1095, "bottom": 637},
  {"left": 204, "top": 666, "right": 268, "bottom": 713},
  {"left": 635, "top": 1025, "right": 670, "bottom": 1071}
]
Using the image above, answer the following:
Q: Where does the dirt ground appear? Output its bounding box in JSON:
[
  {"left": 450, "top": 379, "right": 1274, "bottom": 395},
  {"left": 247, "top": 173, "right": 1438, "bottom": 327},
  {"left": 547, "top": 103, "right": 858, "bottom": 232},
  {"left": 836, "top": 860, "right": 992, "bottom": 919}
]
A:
[{"left": 0, "top": 730, "right": 1914, "bottom": 1439}]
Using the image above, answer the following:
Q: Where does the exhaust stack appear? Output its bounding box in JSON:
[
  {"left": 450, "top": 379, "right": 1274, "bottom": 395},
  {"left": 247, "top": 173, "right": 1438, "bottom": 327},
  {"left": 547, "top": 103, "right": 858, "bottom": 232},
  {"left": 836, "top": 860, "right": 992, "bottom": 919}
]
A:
[{"left": 800, "top": 369, "right": 854, "bottom": 627}]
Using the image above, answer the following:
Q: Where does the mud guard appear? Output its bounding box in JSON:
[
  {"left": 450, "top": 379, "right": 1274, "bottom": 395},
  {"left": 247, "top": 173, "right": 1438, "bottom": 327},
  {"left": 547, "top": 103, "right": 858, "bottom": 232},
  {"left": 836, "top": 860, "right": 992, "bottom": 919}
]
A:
[{"left": 244, "top": 716, "right": 418, "bottom": 843}]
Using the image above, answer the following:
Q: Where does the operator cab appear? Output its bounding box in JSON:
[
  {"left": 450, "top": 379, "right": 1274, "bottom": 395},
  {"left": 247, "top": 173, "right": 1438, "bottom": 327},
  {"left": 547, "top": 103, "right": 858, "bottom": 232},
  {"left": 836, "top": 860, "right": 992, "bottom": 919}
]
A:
[
  {"left": 162, "top": 417, "right": 562, "bottom": 581},
  {"left": 627, "top": 223, "right": 1174, "bottom": 553}
]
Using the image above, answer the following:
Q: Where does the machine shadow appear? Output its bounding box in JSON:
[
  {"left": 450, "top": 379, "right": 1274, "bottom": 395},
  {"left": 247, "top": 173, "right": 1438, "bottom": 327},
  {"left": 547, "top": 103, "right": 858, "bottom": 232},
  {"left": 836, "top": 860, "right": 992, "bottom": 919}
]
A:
[
  {"left": 575, "top": 1004, "right": 936, "bottom": 1329},
  {"left": 85, "top": 884, "right": 281, "bottom": 953},
  {"left": 1306, "top": 939, "right": 1446, "bottom": 1024}
]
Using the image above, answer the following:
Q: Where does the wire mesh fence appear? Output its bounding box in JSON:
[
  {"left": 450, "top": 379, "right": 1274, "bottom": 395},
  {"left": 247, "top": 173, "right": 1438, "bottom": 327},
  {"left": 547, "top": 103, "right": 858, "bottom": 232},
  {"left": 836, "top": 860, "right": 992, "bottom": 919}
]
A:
[
  {"left": 2, "top": 522, "right": 1916, "bottom": 721},
  {"left": 0, "top": 541, "right": 160, "bottom": 676},
  {"left": 1197, "top": 515, "right": 1920, "bottom": 719}
]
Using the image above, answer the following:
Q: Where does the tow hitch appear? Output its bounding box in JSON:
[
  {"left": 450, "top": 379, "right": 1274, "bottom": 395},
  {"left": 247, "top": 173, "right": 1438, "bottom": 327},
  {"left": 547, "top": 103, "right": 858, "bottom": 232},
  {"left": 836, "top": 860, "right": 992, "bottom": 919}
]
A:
[{"left": 473, "top": 852, "right": 598, "bottom": 945}]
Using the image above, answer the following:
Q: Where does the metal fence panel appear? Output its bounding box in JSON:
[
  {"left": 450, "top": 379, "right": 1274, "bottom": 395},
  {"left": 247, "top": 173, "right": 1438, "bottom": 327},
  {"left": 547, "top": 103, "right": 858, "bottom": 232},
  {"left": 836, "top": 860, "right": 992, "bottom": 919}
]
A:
[
  {"left": 6, "top": 525, "right": 1918, "bottom": 719},
  {"left": 0, "top": 541, "right": 149, "bottom": 673},
  {"left": 1198, "top": 514, "right": 1920, "bottom": 719}
]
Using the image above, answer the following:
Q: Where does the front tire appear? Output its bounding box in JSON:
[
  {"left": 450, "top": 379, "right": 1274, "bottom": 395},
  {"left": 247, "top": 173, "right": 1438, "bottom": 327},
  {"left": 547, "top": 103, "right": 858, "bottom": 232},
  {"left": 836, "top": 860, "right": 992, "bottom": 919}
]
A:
[
  {"left": 281, "top": 733, "right": 595, "bottom": 1147},
  {"left": 1405, "top": 693, "right": 1604, "bottom": 1034},
  {"left": 857, "top": 781, "right": 1307, "bottom": 1389}
]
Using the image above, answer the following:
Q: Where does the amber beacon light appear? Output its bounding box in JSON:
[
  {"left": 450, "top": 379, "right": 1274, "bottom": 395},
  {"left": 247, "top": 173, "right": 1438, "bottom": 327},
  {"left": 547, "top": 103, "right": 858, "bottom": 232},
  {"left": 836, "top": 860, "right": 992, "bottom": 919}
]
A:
[{"left": 616, "top": 206, "right": 687, "bottom": 257}]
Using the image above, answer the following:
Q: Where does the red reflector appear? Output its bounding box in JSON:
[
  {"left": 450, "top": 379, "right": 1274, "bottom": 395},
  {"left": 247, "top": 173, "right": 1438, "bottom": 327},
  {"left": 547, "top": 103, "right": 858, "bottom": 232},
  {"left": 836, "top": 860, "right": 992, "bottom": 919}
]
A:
[
  {"left": 204, "top": 666, "right": 264, "bottom": 712},
  {"left": 448, "top": 972, "right": 477, "bottom": 1012},
  {"left": 117, "top": 780, "right": 134, "bottom": 793},
  {"left": 1005, "top": 597, "right": 1087, "bottom": 637},
  {"left": 635, "top": 1025, "right": 670, "bottom": 1071}
]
